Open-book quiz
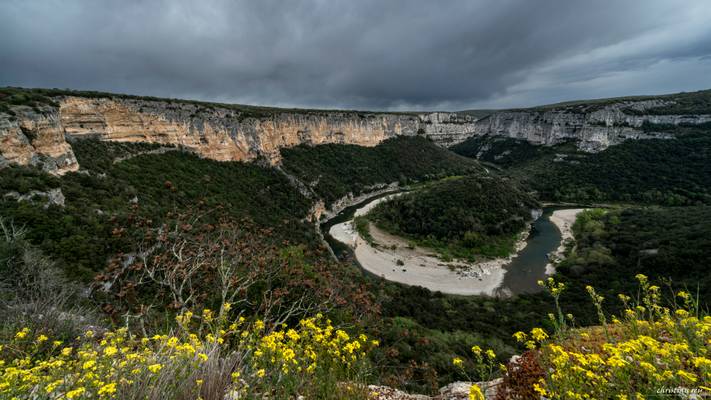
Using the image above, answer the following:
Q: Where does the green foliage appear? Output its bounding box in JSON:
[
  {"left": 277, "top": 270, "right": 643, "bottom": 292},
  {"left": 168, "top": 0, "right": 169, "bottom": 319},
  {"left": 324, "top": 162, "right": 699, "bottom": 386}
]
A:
[
  {"left": 527, "top": 133, "right": 711, "bottom": 205},
  {"left": 367, "top": 175, "right": 537, "bottom": 259},
  {"left": 376, "top": 284, "right": 554, "bottom": 390},
  {"left": 0, "top": 140, "right": 313, "bottom": 281},
  {"left": 635, "top": 89, "right": 711, "bottom": 115},
  {"left": 281, "top": 136, "right": 482, "bottom": 206},
  {"left": 0, "top": 86, "right": 417, "bottom": 121},
  {"left": 507, "top": 88, "right": 711, "bottom": 115},
  {"left": 463, "top": 130, "right": 711, "bottom": 206},
  {"left": 353, "top": 216, "right": 375, "bottom": 245},
  {"left": 372, "top": 316, "right": 512, "bottom": 394},
  {"left": 69, "top": 138, "right": 173, "bottom": 173},
  {"left": 450, "top": 135, "right": 567, "bottom": 168},
  {"left": 0, "top": 87, "right": 59, "bottom": 116},
  {"left": 556, "top": 206, "right": 711, "bottom": 315}
]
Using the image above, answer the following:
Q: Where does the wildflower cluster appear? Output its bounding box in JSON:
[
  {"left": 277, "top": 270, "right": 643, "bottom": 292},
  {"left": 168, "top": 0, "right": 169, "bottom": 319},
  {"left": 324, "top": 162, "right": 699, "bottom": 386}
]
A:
[
  {"left": 452, "top": 345, "right": 502, "bottom": 400},
  {"left": 245, "top": 314, "right": 378, "bottom": 398},
  {"left": 0, "top": 326, "right": 206, "bottom": 399},
  {"left": 0, "top": 308, "right": 376, "bottom": 399},
  {"left": 524, "top": 275, "right": 711, "bottom": 399},
  {"left": 537, "top": 277, "right": 569, "bottom": 337}
]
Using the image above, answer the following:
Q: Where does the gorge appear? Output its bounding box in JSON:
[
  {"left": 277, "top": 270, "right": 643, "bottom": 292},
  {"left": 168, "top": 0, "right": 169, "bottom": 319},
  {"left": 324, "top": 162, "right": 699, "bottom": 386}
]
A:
[
  {"left": 1, "top": 87, "right": 711, "bottom": 398},
  {"left": 2, "top": 88, "right": 711, "bottom": 176}
]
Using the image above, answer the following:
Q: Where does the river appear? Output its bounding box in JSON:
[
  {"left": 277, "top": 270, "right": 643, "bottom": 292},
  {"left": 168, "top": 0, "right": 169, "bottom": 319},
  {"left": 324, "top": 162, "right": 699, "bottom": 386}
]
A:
[{"left": 320, "top": 192, "right": 573, "bottom": 296}]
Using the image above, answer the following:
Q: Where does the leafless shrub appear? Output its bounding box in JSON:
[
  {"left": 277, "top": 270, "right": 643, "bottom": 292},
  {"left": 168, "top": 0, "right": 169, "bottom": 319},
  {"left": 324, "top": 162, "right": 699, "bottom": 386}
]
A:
[
  {"left": 0, "top": 217, "right": 102, "bottom": 338},
  {"left": 93, "top": 207, "right": 332, "bottom": 332}
]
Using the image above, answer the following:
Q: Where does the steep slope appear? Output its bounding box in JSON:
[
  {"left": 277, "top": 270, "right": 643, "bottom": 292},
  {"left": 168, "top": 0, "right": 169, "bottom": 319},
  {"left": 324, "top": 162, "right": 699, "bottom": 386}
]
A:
[
  {"left": 467, "top": 89, "right": 711, "bottom": 151},
  {"left": 280, "top": 136, "right": 481, "bottom": 207},
  {"left": 0, "top": 88, "right": 478, "bottom": 174},
  {"left": 453, "top": 125, "right": 711, "bottom": 206}
]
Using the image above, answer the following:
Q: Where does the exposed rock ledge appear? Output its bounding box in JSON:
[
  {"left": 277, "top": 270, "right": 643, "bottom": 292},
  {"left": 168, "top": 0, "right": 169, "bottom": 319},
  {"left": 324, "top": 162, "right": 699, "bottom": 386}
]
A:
[
  {"left": 0, "top": 97, "right": 477, "bottom": 175},
  {"left": 473, "top": 99, "right": 711, "bottom": 152},
  {"left": 370, "top": 379, "right": 501, "bottom": 400},
  {"left": 2, "top": 93, "right": 710, "bottom": 175}
]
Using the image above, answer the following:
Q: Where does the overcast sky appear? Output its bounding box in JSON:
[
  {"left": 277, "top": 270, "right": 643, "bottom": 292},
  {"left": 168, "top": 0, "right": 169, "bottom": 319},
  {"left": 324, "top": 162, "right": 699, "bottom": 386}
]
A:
[{"left": 2, "top": 0, "right": 711, "bottom": 111}]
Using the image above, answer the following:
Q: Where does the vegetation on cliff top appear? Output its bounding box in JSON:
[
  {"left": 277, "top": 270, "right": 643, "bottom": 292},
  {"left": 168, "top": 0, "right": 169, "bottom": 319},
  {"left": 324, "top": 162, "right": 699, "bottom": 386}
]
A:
[
  {"left": 453, "top": 128, "right": 711, "bottom": 206},
  {"left": 366, "top": 175, "right": 538, "bottom": 260},
  {"left": 281, "top": 136, "right": 482, "bottom": 207},
  {"left": 0, "top": 87, "right": 418, "bottom": 120},
  {"left": 503, "top": 87, "right": 711, "bottom": 114}
]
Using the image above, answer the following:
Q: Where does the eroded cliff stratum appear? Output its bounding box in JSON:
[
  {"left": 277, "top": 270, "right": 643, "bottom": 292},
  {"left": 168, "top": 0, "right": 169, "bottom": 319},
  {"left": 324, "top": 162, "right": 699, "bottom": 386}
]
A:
[
  {"left": 1, "top": 90, "right": 709, "bottom": 175},
  {"left": 0, "top": 95, "right": 479, "bottom": 174}
]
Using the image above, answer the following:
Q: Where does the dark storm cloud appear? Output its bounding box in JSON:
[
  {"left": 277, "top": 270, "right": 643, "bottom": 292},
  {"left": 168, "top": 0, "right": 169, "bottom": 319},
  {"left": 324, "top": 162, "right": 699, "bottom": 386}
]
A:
[{"left": 1, "top": 0, "right": 711, "bottom": 110}]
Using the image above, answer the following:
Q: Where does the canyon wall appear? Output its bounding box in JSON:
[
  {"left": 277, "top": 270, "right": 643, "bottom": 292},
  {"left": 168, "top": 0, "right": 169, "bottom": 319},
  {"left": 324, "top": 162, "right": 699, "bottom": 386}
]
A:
[
  {"left": 472, "top": 99, "right": 711, "bottom": 152},
  {"left": 1, "top": 93, "right": 710, "bottom": 175},
  {"left": 0, "top": 96, "right": 475, "bottom": 174},
  {"left": 0, "top": 106, "right": 79, "bottom": 175}
]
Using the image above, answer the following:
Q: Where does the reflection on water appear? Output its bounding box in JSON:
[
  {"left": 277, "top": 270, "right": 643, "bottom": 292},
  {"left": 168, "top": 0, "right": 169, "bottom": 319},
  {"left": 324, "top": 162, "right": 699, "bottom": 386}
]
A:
[{"left": 497, "top": 208, "right": 562, "bottom": 295}]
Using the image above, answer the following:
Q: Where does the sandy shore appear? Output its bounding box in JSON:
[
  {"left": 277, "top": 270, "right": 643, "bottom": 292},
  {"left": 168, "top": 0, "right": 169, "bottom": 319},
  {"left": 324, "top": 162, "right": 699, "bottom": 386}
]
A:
[
  {"left": 545, "top": 208, "right": 584, "bottom": 274},
  {"left": 329, "top": 194, "right": 531, "bottom": 296}
]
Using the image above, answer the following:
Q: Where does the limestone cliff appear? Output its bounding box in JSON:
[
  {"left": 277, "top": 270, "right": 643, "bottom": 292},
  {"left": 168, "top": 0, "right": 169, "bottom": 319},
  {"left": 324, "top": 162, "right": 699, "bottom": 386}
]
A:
[
  {"left": 0, "top": 105, "right": 78, "bottom": 174},
  {"left": 473, "top": 99, "right": 711, "bottom": 152},
  {"left": 0, "top": 95, "right": 474, "bottom": 174},
  {"left": 2, "top": 90, "right": 710, "bottom": 175}
]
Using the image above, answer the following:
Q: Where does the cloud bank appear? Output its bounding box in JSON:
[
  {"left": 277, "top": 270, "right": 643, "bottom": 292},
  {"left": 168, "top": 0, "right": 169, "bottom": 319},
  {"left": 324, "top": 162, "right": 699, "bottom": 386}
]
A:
[{"left": 1, "top": 0, "right": 710, "bottom": 110}]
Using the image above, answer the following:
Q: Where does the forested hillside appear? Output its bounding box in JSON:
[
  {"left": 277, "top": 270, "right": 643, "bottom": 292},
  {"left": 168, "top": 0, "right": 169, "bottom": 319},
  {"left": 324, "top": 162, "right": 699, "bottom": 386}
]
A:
[
  {"left": 281, "top": 136, "right": 481, "bottom": 206},
  {"left": 556, "top": 206, "right": 711, "bottom": 312},
  {"left": 366, "top": 175, "right": 538, "bottom": 259},
  {"left": 0, "top": 139, "right": 313, "bottom": 281},
  {"left": 452, "top": 125, "right": 711, "bottom": 205}
]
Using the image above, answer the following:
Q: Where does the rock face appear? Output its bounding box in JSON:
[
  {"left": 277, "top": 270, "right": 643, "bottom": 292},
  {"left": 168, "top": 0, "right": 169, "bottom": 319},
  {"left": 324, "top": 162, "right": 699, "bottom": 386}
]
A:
[
  {"left": 419, "top": 112, "right": 477, "bottom": 146},
  {"left": 0, "top": 96, "right": 475, "bottom": 174},
  {"left": 473, "top": 99, "right": 711, "bottom": 152},
  {"left": 369, "top": 379, "right": 502, "bottom": 400},
  {"left": 0, "top": 106, "right": 78, "bottom": 174},
  {"left": 2, "top": 92, "right": 710, "bottom": 175}
]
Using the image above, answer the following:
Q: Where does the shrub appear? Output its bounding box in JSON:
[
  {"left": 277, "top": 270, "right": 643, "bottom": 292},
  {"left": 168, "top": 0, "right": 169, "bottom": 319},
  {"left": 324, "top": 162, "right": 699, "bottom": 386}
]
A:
[{"left": 503, "top": 275, "right": 711, "bottom": 398}]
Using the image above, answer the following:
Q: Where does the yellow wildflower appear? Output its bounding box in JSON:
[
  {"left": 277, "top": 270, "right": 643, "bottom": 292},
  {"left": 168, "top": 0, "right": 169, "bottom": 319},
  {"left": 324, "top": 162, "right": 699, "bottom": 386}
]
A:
[
  {"left": 66, "top": 387, "right": 86, "bottom": 399},
  {"left": 469, "top": 383, "right": 485, "bottom": 400},
  {"left": 147, "top": 363, "right": 163, "bottom": 374}
]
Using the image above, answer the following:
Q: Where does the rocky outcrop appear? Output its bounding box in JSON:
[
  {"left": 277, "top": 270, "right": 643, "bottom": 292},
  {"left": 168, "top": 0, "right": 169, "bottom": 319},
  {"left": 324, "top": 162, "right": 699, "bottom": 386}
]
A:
[
  {"left": 4, "top": 188, "right": 65, "bottom": 209},
  {"left": 0, "top": 96, "right": 476, "bottom": 174},
  {"left": 420, "top": 112, "right": 477, "bottom": 146},
  {"left": 369, "top": 379, "right": 501, "bottom": 400},
  {"left": 2, "top": 92, "right": 710, "bottom": 175},
  {"left": 473, "top": 99, "right": 711, "bottom": 152},
  {"left": 0, "top": 106, "right": 78, "bottom": 174}
]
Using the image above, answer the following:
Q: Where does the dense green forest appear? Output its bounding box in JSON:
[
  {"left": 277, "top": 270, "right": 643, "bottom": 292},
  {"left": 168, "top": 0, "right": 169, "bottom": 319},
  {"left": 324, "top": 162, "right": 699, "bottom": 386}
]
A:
[
  {"left": 0, "top": 139, "right": 313, "bottom": 281},
  {"left": 3, "top": 130, "right": 711, "bottom": 394},
  {"left": 555, "top": 206, "right": 711, "bottom": 311},
  {"left": 281, "top": 136, "right": 481, "bottom": 206},
  {"left": 453, "top": 128, "right": 711, "bottom": 205},
  {"left": 366, "top": 175, "right": 538, "bottom": 259},
  {"left": 450, "top": 134, "right": 563, "bottom": 168}
]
